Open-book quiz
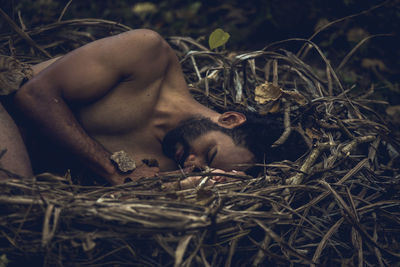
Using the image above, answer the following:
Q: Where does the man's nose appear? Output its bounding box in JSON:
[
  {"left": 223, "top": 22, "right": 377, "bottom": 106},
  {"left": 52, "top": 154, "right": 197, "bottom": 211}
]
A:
[{"left": 183, "top": 154, "right": 204, "bottom": 168}]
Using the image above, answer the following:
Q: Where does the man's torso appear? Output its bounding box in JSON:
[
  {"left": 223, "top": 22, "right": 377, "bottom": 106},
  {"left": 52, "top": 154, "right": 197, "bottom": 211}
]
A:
[{"left": 28, "top": 39, "right": 191, "bottom": 174}]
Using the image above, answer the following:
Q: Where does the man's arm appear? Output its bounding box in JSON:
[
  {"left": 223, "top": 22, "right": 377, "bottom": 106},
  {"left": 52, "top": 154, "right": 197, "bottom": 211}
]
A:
[
  {"left": 0, "top": 103, "right": 32, "bottom": 178},
  {"left": 15, "top": 29, "right": 170, "bottom": 184}
]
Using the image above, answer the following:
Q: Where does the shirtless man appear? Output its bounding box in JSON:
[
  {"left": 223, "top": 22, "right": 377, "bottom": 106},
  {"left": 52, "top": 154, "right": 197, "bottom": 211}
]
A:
[{"left": 0, "top": 29, "right": 269, "bottom": 186}]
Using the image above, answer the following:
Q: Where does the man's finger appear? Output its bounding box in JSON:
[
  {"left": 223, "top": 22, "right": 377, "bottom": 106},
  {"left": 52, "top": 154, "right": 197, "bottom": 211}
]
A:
[{"left": 211, "top": 176, "right": 227, "bottom": 182}]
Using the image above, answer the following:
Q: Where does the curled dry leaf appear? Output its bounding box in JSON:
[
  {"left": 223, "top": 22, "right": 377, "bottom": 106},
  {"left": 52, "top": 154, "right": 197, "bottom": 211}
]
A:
[
  {"left": 254, "top": 82, "right": 283, "bottom": 104},
  {"left": 110, "top": 150, "right": 136, "bottom": 173},
  {"left": 255, "top": 82, "right": 307, "bottom": 106},
  {"left": 0, "top": 55, "right": 33, "bottom": 95}
]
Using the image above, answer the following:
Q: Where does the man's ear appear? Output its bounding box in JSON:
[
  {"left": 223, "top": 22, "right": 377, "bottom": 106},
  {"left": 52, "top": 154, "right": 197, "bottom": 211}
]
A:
[{"left": 217, "top": 112, "right": 246, "bottom": 129}]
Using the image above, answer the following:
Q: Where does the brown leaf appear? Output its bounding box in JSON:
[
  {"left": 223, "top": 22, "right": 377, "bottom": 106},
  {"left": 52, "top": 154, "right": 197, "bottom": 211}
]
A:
[
  {"left": 269, "top": 101, "right": 281, "bottom": 113},
  {"left": 110, "top": 150, "right": 136, "bottom": 173},
  {"left": 361, "top": 58, "right": 388, "bottom": 72},
  {"left": 258, "top": 100, "right": 281, "bottom": 115},
  {"left": 282, "top": 90, "right": 307, "bottom": 106},
  {"left": 254, "top": 82, "right": 283, "bottom": 104},
  {"left": 0, "top": 55, "right": 33, "bottom": 95}
]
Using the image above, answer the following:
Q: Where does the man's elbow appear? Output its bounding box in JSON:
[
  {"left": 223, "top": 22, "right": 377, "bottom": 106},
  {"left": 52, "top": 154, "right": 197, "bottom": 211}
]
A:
[
  {"left": 14, "top": 81, "right": 36, "bottom": 110},
  {"left": 129, "top": 29, "right": 172, "bottom": 63},
  {"left": 15, "top": 80, "right": 56, "bottom": 112}
]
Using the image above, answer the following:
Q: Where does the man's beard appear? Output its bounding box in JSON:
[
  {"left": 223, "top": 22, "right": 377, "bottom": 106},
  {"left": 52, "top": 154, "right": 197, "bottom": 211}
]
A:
[{"left": 161, "top": 116, "right": 229, "bottom": 166}]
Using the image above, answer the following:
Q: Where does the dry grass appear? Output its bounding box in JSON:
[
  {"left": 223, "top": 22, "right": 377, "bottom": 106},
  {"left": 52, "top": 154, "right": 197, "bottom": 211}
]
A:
[{"left": 1, "top": 10, "right": 400, "bottom": 266}]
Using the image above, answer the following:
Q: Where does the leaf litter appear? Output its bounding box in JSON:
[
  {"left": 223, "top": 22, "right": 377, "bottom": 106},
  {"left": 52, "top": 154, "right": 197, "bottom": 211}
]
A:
[{"left": 0, "top": 6, "right": 400, "bottom": 267}]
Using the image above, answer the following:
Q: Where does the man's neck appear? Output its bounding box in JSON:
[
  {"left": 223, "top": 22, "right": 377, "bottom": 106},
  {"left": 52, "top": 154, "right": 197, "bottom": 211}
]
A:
[{"left": 152, "top": 92, "right": 221, "bottom": 140}]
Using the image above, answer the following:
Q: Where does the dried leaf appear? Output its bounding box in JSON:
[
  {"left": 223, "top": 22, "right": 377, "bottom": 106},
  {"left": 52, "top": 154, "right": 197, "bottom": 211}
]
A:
[
  {"left": 361, "top": 58, "right": 387, "bottom": 72},
  {"left": 0, "top": 55, "right": 33, "bottom": 95},
  {"left": 110, "top": 150, "right": 136, "bottom": 173},
  {"left": 254, "top": 82, "right": 283, "bottom": 104},
  {"left": 258, "top": 100, "right": 281, "bottom": 115},
  {"left": 269, "top": 101, "right": 281, "bottom": 113},
  {"left": 282, "top": 90, "right": 307, "bottom": 106}
]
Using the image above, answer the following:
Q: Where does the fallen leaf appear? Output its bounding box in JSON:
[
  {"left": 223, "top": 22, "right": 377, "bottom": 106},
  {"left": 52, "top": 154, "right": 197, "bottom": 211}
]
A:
[
  {"left": 282, "top": 90, "right": 307, "bottom": 106},
  {"left": 258, "top": 101, "right": 281, "bottom": 115},
  {"left": 269, "top": 101, "right": 281, "bottom": 113},
  {"left": 361, "top": 58, "right": 388, "bottom": 72},
  {"left": 110, "top": 150, "right": 136, "bottom": 173},
  {"left": 0, "top": 55, "right": 33, "bottom": 95},
  {"left": 254, "top": 82, "right": 283, "bottom": 104}
]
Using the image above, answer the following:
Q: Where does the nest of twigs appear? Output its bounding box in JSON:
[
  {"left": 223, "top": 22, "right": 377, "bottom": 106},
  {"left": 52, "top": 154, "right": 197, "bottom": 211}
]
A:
[{"left": 1, "top": 10, "right": 400, "bottom": 267}]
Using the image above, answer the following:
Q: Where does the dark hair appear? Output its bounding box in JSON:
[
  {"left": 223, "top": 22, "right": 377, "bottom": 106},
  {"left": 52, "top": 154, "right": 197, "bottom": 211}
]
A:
[
  {"left": 229, "top": 112, "right": 283, "bottom": 163},
  {"left": 162, "top": 112, "right": 307, "bottom": 168},
  {"left": 229, "top": 111, "right": 308, "bottom": 164}
]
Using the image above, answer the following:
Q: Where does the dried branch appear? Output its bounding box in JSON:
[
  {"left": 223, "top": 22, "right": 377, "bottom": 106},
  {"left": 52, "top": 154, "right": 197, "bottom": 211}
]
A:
[{"left": 0, "top": 7, "right": 52, "bottom": 58}]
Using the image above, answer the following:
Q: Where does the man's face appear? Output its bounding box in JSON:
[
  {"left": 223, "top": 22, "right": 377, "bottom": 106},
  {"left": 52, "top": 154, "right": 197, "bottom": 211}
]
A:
[{"left": 162, "top": 117, "right": 254, "bottom": 171}]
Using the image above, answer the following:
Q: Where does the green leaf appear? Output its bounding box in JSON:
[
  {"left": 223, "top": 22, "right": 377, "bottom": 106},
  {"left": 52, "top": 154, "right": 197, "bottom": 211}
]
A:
[{"left": 208, "top": 29, "right": 230, "bottom": 50}]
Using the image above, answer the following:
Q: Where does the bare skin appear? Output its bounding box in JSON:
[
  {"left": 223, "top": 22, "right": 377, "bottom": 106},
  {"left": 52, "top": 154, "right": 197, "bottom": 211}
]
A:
[
  {"left": 0, "top": 103, "right": 32, "bottom": 178},
  {"left": 9, "top": 29, "right": 253, "bottom": 186}
]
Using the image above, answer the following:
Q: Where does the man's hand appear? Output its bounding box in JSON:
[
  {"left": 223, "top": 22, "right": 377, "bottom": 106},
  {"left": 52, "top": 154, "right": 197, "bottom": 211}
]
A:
[
  {"left": 108, "top": 162, "right": 159, "bottom": 185},
  {"left": 162, "top": 169, "right": 243, "bottom": 191},
  {"left": 15, "top": 30, "right": 170, "bottom": 186}
]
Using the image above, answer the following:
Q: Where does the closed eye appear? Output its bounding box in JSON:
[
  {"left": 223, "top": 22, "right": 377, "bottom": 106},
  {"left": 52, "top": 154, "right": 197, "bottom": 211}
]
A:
[{"left": 207, "top": 148, "right": 218, "bottom": 166}]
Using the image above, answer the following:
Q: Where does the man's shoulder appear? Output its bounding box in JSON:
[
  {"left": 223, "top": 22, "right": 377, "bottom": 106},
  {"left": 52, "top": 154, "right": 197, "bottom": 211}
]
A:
[
  {"left": 88, "top": 29, "right": 171, "bottom": 77},
  {"left": 94, "top": 29, "right": 167, "bottom": 54}
]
